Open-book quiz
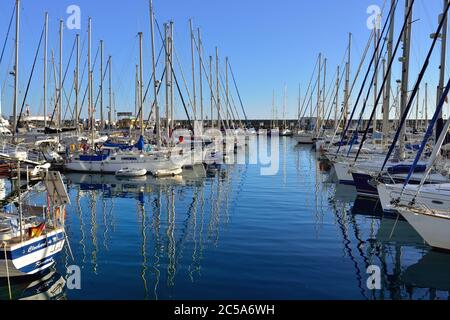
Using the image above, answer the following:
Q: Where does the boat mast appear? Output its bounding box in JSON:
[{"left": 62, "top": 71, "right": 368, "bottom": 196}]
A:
[
  {"left": 164, "top": 23, "right": 169, "bottom": 138},
  {"left": 283, "top": 85, "right": 287, "bottom": 129},
  {"left": 322, "top": 58, "right": 327, "bottom": 125},
  {"left": 100, "top": 40, "right": 104, "bottom": 129},
  {"left": 297, "top": 84, "right": 301, "bottom": 129},
  {"left": 335, "top": 65, "right": 340, "bottom": 131},
  {"left": 436, "top": 0, "right": 448, "bottom": 141},
  {"left": 275, "top": 91, "right": 278, "bottom": 128},
  {"left": 51, "top": 50, "right": 57, "bottom": 113},
  {"left": 138, "top": 32, "right": 144, "bottom": 137},
  {"left": 108, "top": 56, "right": 112, "bottom": 129},
  {"left": 226, "top": 57, "right": 231, "bottom": 129},
  {"left": 170, "top": 22, "right": 174, "bottom": 132},
  {"left": 75, "top": 34, "right": 79, "bottom": 133},
  {"left": 189, "top": 19, "right": 197, "bottom": 121},
  {"left": 399, "top": 0, "right": 413, "bottom": 159},
  {"left": 382, "top": 57, "right": 387, "bottom": 130},
  {"left": 149, "top": 0, "right": 161, "bottom": 147},
  {"left": 88, "top": 17, "right": 94, "bottom": 149},
  {"left": 373, "top": 26, "right": 380, "bottom": 132},
  {"left": 272, "top": 90, "right": 275, "bottom": 129},
  {"left": 44, "top": 12, "right": 48, "bottom": 128},
  {"left": 210, "top": 55, "right": 213, "bottom": 128},
  {"left": 415, "top": 87, "right": 420, "bottom": 131},
  {"left": 395, "top": 83, "right": 401, "bottom": 128},
  {"left": 309, "top": 87, "right": 313, "bottom": 125},
  {"left": 425, "top": 82, "right": 428, "bottom": 129},
  {"left": 13, "top": 0, "right": 20, "bottom": 136},
  {"left": 216, "top": 47, "right": 220, "bottom": 131},
  {"left": 383, "top": 0, "right": 396, "bottom": 146},
  {"left": 135, "top": 64, "right": 138, "bottom": 117},
  {"left": 316, "top": 53, "right": 321, "bottom": 135},
  {"left": 59, "top": 19, "right": 63, "bottom": 130},
  {"left": 297, "top": 84, "right": 301, "bottom": 126},
  {"left": 198, "top": 28, "right": 204, "bottom": 127},
  {"left": 343, "top": 33, "right": 352, "bottom": 130}
]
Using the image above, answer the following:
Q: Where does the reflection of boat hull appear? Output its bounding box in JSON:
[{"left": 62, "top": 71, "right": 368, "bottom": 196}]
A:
[
  {"left": 0, "top": 229, "right": 65, "bottom": 278},
  {"left": 351, "top": 196, "right": 384, "bottom": 217},
  {"left": 376, "top": 217, "right": 425, "bottom": 246},
  {"left": 65, "top": 172, "right": 186, "bottom": 191},
  {"left": 402, "top": 251, "right": 450, "bottom": 292},
  {"left": 206, "top": 164, "right": 221, "bottom": 176},
  {"left": 0, "top": 270, "right": 66, "bottom": 300},
  {"left": 333, "top": 183, "right": 357, "bottom": 203},
  {"left": 20, "top": 272, "right": 66, "bottom": 300}
]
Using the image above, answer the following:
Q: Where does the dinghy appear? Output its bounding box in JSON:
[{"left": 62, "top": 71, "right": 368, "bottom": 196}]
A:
[{"left": 115, "top": 168, "right": 147, "bottom": 177}]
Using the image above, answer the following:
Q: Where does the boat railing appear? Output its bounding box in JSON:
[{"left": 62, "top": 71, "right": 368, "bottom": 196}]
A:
[
  {"left": 26, "top": 149, "right": 45, "bottom": 163},
  {"left": 0, "top": 143, "right": 29, "bottom": 159},
  {"left": 382, "top": 170, "right": 398, "bottom": 185},
  {"left": 1, "top": 142, "right": 28, "bottom": 153}
]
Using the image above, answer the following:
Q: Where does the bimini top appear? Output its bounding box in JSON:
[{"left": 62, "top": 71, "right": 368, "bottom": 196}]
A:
[{"left": 103, "top": 136, "right": 145, "bottom": 151}]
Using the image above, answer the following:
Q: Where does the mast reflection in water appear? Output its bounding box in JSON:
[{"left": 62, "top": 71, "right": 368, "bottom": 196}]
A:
[{"left": 60, "top": 164, "right": 240, "bottom": 300}]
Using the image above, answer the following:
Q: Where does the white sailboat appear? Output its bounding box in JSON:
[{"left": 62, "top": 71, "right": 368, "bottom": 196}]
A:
[
  {"left": 387, "top": 0, "right": 450, "bottom": 251},
  {"left": 379, "top": 90, "right": 450, "bottom": 213},
  {"left": 65, "top": 139, "right": 189, "bottom": 176}
]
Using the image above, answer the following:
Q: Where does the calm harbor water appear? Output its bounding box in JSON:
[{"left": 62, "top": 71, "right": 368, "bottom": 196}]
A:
[{"left": 1, "top": 137, "right": 450, "bottom": 300}]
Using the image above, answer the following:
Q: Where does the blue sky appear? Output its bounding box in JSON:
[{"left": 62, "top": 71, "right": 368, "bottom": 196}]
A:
[{"left": 0, "top": 0, "right": 447, "bottom": 120}]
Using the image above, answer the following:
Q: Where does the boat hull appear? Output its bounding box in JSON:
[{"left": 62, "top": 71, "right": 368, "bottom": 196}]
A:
[
  {"left": 293, "top": 133, "right": 314, "bottom": 145},
  {"left": 352, "top": 172, "right": 379, "bottom": 197},
  {"left": 65, "top": 153, "right": 187, "bottom": 176},
  {"left": 0, "top": 229, "right": 65, "bottom": 278},
  {"left": 353, "top": 168, "right": 449, "bottom": 199},
  {"left": 398, "top": 208, "right": 450, "bottom": 251},
  {"left": 333, "top": 161, "right": 354, "bottom": 185}
]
